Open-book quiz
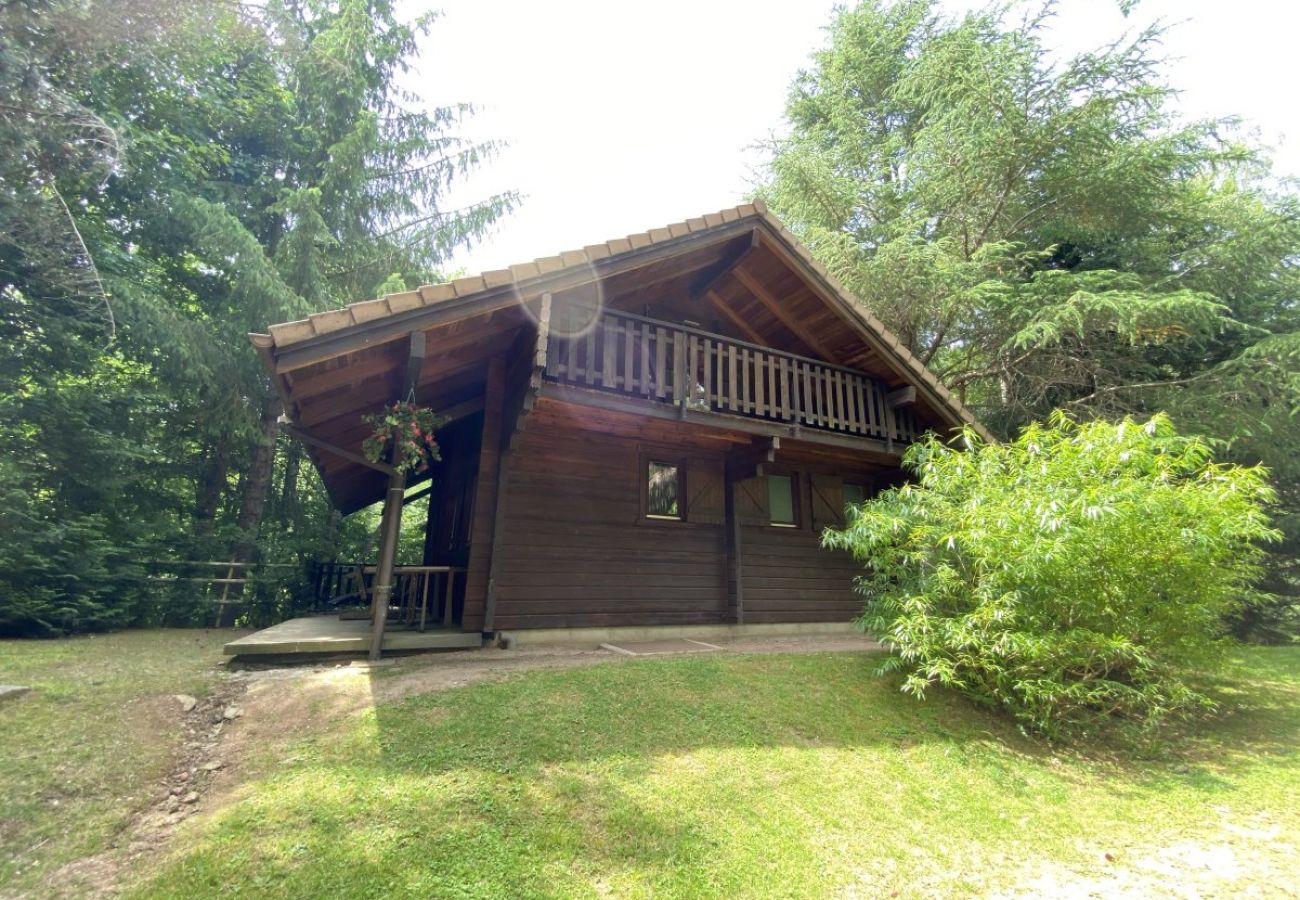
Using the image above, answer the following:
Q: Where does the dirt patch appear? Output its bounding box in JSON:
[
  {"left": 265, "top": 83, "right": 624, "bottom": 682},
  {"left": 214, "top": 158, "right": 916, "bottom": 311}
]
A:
[{"left": 37, "top": 675, "right": 248, "bottom": 899}]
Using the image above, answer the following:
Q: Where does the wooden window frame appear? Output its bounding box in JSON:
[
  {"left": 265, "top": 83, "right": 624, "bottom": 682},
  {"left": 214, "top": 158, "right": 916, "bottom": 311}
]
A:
[
  {"left": 765, "top": 470, "right": 802, "bottom": 530},
  {"left": 842, "top": 481, "right": 866, "bottom": 517},
  {"left": 639, "top": 451, "right": 687, "bottom": 524}
]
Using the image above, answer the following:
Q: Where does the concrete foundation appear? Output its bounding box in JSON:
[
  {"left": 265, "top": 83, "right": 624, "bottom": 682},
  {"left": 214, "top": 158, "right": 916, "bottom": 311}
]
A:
[{"left": 498, "top": 620, "right": 859, "bottom": 649}]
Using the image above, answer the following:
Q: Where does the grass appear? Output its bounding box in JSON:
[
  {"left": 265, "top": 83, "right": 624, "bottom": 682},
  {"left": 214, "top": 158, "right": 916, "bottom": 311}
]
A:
[
  {"left": 0, "top": 629, "right": 232, "bottom": 891},
  {"left": 128, "top": 646, "right": 1299, "bottom": 899}
]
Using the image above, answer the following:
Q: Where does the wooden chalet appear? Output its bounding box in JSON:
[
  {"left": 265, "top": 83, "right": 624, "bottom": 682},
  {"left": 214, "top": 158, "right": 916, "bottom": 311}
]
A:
[{"left": 242, "top": 201, "right": 989, "bottom": 659}]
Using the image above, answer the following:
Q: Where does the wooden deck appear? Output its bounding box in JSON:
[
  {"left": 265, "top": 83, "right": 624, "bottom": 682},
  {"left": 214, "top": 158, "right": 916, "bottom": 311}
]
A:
[{"left": 223, "top": 616, "right": 482, "bottom": 657}]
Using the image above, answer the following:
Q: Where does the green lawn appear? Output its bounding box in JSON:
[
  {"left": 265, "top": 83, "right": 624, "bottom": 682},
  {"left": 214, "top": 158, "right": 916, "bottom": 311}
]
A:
[
  {"left": 129, "top": 646, "right": 1299, "bottom": 899},
  {"left": 0, "top": 629, "right": 232, "bottom": 893}
]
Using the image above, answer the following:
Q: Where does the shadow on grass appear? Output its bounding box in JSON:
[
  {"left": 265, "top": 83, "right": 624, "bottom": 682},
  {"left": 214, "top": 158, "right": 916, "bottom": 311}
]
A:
[{"left": 130, "top": 647, "right": 1300, "bottom": 899}]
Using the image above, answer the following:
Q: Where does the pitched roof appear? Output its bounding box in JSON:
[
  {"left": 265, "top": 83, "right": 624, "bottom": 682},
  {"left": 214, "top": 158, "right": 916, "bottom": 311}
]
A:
[{"left": 255, "top": 200, "right": 991, "bottom": 443}]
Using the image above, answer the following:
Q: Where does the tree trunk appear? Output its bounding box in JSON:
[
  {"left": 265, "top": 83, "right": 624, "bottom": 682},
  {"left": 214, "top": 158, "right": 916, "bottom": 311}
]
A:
[
  {"left": 193, "top": 429, "right": 233, "bottom": 539},
  {"left": 278, "top": 441, "right": 302, "bottom": 531},
  {"left": 221, "top": 387, "right": 281, "bottom": 627}
]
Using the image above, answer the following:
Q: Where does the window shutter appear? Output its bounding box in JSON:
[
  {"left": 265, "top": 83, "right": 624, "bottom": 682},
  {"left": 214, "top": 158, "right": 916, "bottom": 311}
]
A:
[
  {"left": 685, "top": 458, "right": 724, "bottom": 525},
  {"left": 811, "top": 474, "right": 844, "bottom": 531},
  {"left": 735, "top": 476, "right": 770, "bottom": 526}
]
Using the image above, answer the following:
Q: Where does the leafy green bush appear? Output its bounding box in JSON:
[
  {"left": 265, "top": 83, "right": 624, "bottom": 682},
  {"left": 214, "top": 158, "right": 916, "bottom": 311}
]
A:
[{"left": 825, "top": 413, "right": 1279, "bottom": 736}]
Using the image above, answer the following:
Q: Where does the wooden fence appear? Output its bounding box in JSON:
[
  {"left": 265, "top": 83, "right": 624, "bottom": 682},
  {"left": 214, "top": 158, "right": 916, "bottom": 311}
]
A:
[{"left": 141, "top": 560, "right": 300, "bottom": 625}]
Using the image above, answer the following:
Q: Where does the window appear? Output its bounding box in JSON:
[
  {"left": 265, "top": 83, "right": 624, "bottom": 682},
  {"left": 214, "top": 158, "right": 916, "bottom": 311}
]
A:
[
  {"left": 842, "top": 483, "right": 866, "bottom": 509},
  {"left": 646, "top": 461, "right": 682, "bottom": 519},
  {"left": 767, "top": 474, "right": 797, "bottom": 527}
]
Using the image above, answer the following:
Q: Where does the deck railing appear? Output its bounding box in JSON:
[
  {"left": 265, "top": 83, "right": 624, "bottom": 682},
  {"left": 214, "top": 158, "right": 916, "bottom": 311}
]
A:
[
  {"left": 543, "top": 308, "right": 919, "bottom": 444},
  {"left": 308, "top": 561, "right": 464, "bottom": 630}
]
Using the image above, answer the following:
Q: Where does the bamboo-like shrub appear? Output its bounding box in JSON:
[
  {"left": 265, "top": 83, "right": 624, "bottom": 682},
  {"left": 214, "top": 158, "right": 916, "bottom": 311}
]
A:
[{"left": 826, "top": 412, "right": 1279, "bottom": 737}]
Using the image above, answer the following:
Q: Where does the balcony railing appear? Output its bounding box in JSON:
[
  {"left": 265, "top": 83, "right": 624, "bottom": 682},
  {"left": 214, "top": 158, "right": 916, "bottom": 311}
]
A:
[{"left": 543, "top": 308, "right": 919, "bottom": 445}]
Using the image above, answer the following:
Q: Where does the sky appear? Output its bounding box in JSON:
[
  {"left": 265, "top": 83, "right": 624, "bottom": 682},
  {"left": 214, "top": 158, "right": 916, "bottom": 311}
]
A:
[{"left": 408, "top": 0, "right": 1300, "bottom": 276}]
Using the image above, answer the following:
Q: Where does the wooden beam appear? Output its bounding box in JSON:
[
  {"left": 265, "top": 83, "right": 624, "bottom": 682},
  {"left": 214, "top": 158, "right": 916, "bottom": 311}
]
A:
[
  {"left": 270, "top": 222, "right": 756, "bottom": 373},
  {"left": 886, "top": 385, "right": 916, "bottom": 407},
  {"left": 401, "top": 484, "right": 434, "bottom": 506},
  {"left": 730, "top": 265, "right": 838, "bottom": 360},
  {"left": 533, "top": 292, "right": 552, "bottom": 372},
  {"left": 439, "top": 395, "right": 486, "bottom": 423},
  {"left": 402, "top": 329, "right": 427, "bottom": 398},
  {"left": 462, "top": 356, "right": 507, "bottom": 632},
  {"left": 539, "top": 381, "right": 901, "bottom": 460},
  {"left": 297, "top": 385, "right": 485, "bottom": 442},
  {"left": 506, "top": 293, "right": 552, "bottom": 452},
  {"left": 280, "top": 422, "right": 396, "bottom": 476},
  {"left": 726, "top": 436, "right": 780, "bottom": 481},
  {"left": 688, "top": 228, "right": 760, "bottom": 302},
  {"left": 480, "top": 448, "right": 513, "bottom": 636},
  {"left": 753, "top": 229, "right": 993, "bottom": 441},
  {"left": 705, "top": 288, "right": 769, "bottom": 345}
]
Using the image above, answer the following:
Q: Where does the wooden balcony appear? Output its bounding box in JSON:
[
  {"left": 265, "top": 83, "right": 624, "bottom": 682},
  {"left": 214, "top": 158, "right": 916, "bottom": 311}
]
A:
[{"left": 542, "top": 308, "right": 919, "bottom": 447}]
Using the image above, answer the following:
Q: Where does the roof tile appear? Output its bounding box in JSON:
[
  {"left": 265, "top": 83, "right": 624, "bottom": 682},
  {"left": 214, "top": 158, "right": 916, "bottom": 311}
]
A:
[
  {"left": 385, "top": 291, "right": 423, "bottom": 313},
  {"left": 349, "top": 298, "right": 391, "bottom": 324},
  {"left": 509, "top": 261, "right": 541, "bottom": 282},
  {"left": 534, "top": 255, "right": 565, "bottom": 274},
  {"left": 419, "top": 283, "right": 456, "bottom": 304},
  {"left": 309, "top": 309, "right": 354, "bottom": 334},
  {"left": 452, "top": 275, "right": 486, "bottom": 297},
  {"left": 482, "top": 269, "right": 513, "bottom": 289},
  {"left": 269, "top": 318, "right": 316, "bottom": 344}
]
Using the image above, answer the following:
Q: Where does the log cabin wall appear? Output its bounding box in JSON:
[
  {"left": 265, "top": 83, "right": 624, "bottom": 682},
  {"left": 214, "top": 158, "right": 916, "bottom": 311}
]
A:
[
  {"left": 732, "top": 465, "right": 888, "bottom": 624},
  {"left": 486, "top": 410, "right": 894, "bottom": 631},
  {"left": 488, "top": 416, "right": 728, "bottom": 631}
]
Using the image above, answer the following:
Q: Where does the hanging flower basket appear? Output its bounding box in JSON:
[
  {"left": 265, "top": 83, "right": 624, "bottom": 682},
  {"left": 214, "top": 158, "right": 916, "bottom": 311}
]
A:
[{"left": 361, "top": 401, "right": 445, "bottom": 475}]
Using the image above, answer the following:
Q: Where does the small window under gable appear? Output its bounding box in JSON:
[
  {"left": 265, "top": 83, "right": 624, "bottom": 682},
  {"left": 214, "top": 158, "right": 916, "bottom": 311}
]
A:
[
  {"left": 767, "top": 474, "right": 797, "bottom": 527},
  {"left": 646, "top": 460, "right": 682, "bottom": 520}
]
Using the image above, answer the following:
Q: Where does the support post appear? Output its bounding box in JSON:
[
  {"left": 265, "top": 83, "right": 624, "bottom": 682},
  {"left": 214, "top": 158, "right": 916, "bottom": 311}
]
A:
[
  {"left": 462, "top": 355, "right": 507, "bottom": 632},
  {"left": 481, "top": 449, "right": 512, "bottom": 635},
  {"left": 368, "top": 330, "right": 427, "bottom": 661},
  {"left": 368, "top": 466, "right": 407, "bottom": 660}
]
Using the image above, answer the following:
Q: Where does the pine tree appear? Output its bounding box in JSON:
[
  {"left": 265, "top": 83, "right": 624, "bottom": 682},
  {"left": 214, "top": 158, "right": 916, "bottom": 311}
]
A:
[{"left": 757, "top": 0, "right": 1299, "bottom": 639}]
